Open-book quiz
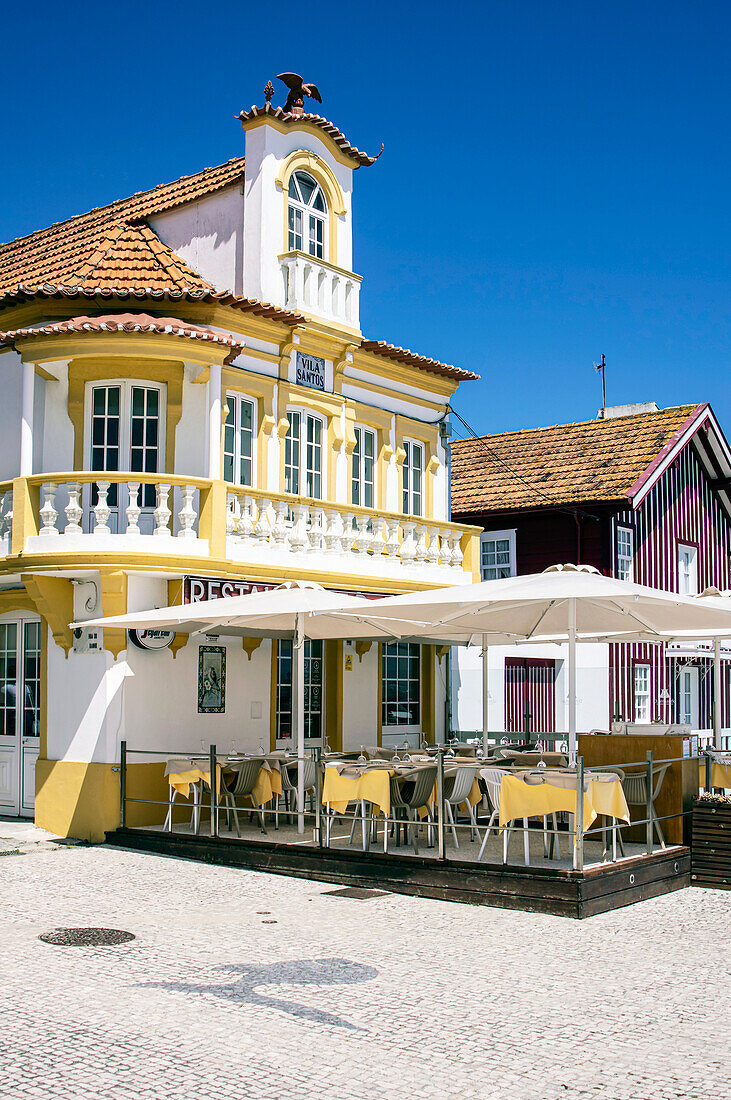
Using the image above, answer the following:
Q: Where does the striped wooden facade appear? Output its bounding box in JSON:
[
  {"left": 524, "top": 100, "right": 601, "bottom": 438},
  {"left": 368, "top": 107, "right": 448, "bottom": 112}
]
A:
[
  {"left": 504, "top": 657, "right": 557, "bottom": 734},
  {"left": 610, "top": 442, "right": 731, "bottom": 728}
]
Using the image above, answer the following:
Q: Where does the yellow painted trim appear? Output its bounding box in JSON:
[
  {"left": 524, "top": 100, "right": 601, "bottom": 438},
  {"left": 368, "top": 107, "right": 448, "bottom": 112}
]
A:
[
  {"left": 242, "top": 636, "right": 263, "bottom": 660},
  {"left": 0, "top": 588, "right": 37, "bottom": 614},
  {"left": 22, "top": 574, "right": 74, "bottom": 656},
  {"left": 68, "top": 357, "right": 184, "bottom": 472},
  {"left": 241, "top": 112, "right": 361, "bottom": 170},
  {"left": 19, "top": 331, "right": 233, "bottom": 369},
  {"left": 99, "top": 570, "right": 128, "bottom": 659},
  {"left": 421, "top": 645, "right": 435, "bottom": 743},
  {"left": 377, "top": 643, "right": 383, "bottom": 747},
  {"left": 395, "top": 414, "right": 440, "bottom": 520},
  {"left": 270, "top": 640, "right": 278, "bottom": 751},
  {"left": 34, "top": 758, "right": 175, "bottom": 842},
  {"left": 170, "top": 633, "right": 188, "bottom": 659},
  {"left": 347, "top": 403, "right": 392, "bottom": 511},
  {"left": 11, "top": 476, "right": 40, "bottom": 553},
  {"left": 351, "top": 349, "right": 460, "bottom": 400},
  {"left": 325, "top": 639, "right": 343, "bottom": 752}
]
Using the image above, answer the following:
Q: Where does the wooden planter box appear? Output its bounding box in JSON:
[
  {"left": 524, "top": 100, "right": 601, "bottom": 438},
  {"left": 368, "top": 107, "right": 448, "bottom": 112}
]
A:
[{"left": 691, "top": 796, "right": 731, "bottom": 890}]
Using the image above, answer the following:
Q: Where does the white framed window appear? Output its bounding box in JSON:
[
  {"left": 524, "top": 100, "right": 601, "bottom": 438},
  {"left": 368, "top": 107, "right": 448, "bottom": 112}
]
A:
[
  {"left": 678, "top": 543, "right": 698, "bottom": 595},
  {"left": 287, "top": 170, "right": 327, "bottom": 259},
  {"left": 480, "top": 530, "right": 516, "bottom": 580},
  {"left": 382, "top": 642, "right": 421, "bottom": 729},
  {"left": 616, "top": 526, "right": 634, "bottom": 581},
  {"left": 352, "top": 426, "right": 376, "bottom": 509},
  {"left": 275, "top": 639, "right": 323, "bottom": 743},
  {"left": 678, "top": 666, "right": 699, "bottom": 728},
  {"left": 634, "top": 664, "right": 651, "bottom": 723},
  {"left": 223, "top": 393, "right": 255, "bottom": 487},
  {"left": 285, "top": 409, "right": 324, "bottom": 500},
  {"left": 85, "top": 380, "right": 165, "bottom": 529},
  {"left": 402, "top": 439, "right": 424, "bottom": 516}
]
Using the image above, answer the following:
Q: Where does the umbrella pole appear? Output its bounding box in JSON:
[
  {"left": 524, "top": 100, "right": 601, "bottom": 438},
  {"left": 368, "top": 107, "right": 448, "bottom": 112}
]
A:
[
  {"left": 568, "top": 598, "right": 577, "bottom": 764},
  {"left": 294, "top": 612, "right": 306, "bottom": 834},
  {"left": 481, "top": 635, "right": 490, "bottom": 758},
  {"left": 713, "top": 637, "right": 722, "bottom": 750}
]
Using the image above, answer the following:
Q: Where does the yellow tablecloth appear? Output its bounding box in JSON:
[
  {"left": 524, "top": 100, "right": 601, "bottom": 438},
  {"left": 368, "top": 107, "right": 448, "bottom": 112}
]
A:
[
  {"left": 322, "top": 766, "right": 393, "bottom": 817},
  {"left": 498, "top": 773, "right": 629, "bottom": 833},
  {"left": 699, "top": 760, "right": 731, "bottom": 789},
  {"left": 167, "top": 760, "right": 282, "bottom": 805},
  {"left": 167, "top": 764, "right": 223, "bottom": 800}
]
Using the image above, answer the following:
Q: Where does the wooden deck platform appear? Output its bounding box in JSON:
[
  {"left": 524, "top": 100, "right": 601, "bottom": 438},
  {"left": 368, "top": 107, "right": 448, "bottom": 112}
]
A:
[{"left": 106, "top": 826, "right": 690, "bottom": 919}]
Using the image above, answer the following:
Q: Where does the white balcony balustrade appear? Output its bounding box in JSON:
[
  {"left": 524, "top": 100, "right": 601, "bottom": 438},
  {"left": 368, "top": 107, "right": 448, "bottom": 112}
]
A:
[
  {"left": 225, "top": 488, "right": 469, "bottom": 580},
  {"left": 280, "top": 251, "right": 361, "bottom": 329},
  {"left": 0, "top": 473, "right": 478, "bottom": 582}
]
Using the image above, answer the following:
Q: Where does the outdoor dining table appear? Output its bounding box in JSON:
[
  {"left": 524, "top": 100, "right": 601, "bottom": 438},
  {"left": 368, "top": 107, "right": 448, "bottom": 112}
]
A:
[
  {"left": 163, "top": 755, "right": 285, "bottom": 832},
  {"left": 495, "top": 768, "right": 629, "bottom": 832}
]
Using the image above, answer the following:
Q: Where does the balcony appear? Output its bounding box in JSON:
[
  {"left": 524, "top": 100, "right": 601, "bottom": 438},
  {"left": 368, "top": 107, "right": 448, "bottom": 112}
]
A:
[
  {"left": 0, "top": 475, "right": 479, "bottom": 586},
  {"left": 280, "top": 250, "right": 361, "bottom": 330}
]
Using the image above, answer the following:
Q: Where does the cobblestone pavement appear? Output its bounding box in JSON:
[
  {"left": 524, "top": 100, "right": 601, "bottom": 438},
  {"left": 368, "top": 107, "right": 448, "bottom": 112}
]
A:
[{"left": 0, "top": 840, "right": 729, "bottom": 1100}]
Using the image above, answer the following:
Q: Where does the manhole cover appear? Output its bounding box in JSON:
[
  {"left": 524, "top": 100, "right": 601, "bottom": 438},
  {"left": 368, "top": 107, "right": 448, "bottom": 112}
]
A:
[
  {"left": 39, "top": 928, "right": 135, "bottom": 946},
  {"left": 322, "top": 887, "right": 389, "bottom": 900}
]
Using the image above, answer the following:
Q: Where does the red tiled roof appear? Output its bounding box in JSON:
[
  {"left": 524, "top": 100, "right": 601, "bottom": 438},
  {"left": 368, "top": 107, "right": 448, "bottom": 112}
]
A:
[
  {"left": 74, "top": 222, "right": 211, "bottom": 293},
  {"left": 237, "top": 104, "right": 382, "bottom": 167},
  {"left": 450, "top": 405, "right": 701, "bottom": 515},
  {"left": 0, "top": 313, "right": 244, "bottom": 363},
  {"left": 0, "top": 158, "right": 245, "bottom": 297},
  {"left": 360, "top": 340, "right": 479, "bottom": 382}
]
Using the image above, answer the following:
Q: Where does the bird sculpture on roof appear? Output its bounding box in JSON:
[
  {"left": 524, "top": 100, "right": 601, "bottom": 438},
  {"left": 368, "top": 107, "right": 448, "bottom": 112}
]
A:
[{"left": 276, "top": 72, "right": 322, "bottom": 116}]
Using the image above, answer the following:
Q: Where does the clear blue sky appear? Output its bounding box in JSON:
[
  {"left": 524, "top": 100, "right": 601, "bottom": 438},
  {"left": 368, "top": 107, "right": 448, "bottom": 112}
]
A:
[{"left": 2, "top": 1, "right": 729, "bottom": 438}]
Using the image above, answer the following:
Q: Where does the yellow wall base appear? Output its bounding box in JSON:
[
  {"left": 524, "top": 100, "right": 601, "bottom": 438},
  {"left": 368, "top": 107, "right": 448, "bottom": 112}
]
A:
[{"left": 34, "top": 759, "right": 172, "bottom": 843}]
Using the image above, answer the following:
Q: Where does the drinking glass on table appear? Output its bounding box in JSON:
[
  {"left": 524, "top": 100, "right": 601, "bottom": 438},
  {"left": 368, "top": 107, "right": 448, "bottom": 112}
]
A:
[{"left": 357, "top": 746, "right": 367, "bottom": 764}]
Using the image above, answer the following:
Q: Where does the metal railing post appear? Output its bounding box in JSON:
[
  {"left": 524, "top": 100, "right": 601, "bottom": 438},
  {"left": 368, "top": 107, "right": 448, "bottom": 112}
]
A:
[
  {"left": 436, "top": 748, "right": 446, "bottom": 860},
  {"left": 645, "top": 750, "right": 653, "bottom": 855},
  {"left": 120, "top": 740, "right": 127, "bottom": 829},
  {"left": 210, "top": 743, "right": 218, "bottom": 838},
  {"left": 574, "top": 755, "right": 584, "bottom": 872},
  {"left": 705, "top": 751, "right": 712, "bottom": 791},
  {"left": 314, "top": 747, "right": 323, "bottom": 848}
]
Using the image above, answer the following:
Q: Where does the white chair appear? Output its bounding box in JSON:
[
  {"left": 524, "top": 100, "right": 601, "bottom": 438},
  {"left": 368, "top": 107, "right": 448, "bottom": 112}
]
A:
[
  {"left": 443, "top": 767, "right": 480, "bottom": 847},
  {"left": 477, "top": 767, "right": 558, "bottom": 866}
]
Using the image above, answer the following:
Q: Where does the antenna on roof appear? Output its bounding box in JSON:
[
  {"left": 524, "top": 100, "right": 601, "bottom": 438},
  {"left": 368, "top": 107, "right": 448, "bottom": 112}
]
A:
[{"left": 594, "top": 354, "right": 606, "bottom": 419}]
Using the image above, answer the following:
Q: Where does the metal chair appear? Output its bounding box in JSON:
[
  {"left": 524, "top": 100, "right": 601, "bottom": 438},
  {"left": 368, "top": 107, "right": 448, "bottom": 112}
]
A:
[
  {"left": 621, "top": 763, "right": 671, "bottom": 849},
  {"left": 443, "top": 767, "right": 480, "bottom": 847},
  {"left": 221, "top": 758, "right": 268, "bottom": 837},
  {"left": 386, "top": 766, "right": 437, "bottom": 854}
]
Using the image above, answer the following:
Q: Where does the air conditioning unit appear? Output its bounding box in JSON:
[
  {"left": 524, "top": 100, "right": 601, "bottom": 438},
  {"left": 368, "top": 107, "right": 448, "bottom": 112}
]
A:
[{"left": 72, "top": 626, "right": 103, "bottom": 654}]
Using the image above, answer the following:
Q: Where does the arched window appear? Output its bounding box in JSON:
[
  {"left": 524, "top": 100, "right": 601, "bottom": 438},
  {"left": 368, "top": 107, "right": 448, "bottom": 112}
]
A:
[{"left": 288, "top": 170, "right": 327, "bottom": 259}]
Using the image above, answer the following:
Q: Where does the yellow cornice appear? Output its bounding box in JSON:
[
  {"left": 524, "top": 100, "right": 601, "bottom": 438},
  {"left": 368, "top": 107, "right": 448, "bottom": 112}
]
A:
[
  {"left": 275, "top": 150, "right": 347, "bottom": 216},
  {"left": 16, "top": 331, "right": 233, "bottom": 368},
  {"left": 350, "top": 349, "right": 458, "bottom": 399}
]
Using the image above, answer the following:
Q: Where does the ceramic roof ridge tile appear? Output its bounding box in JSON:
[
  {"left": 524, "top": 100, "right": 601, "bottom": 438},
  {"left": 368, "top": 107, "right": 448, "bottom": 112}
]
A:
[
  {"left": 0, "top": 312, "right": 244, "bottom": 364},
  {"left": 449, "top": 404, "right": 703, "bottom": 515},
  {"left": 237, "top": 103, "right": 382, "bottom": 167},
  {"left": 360, "top": 338, "right": 479, "bottom": 382},
  {"left": 74, "top": 222, "right": 213, "bottom": 294}
]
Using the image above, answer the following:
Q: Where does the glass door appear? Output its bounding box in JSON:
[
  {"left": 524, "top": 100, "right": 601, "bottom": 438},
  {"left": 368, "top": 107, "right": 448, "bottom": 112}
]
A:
[
  {"left": 0, "top": 616, "right": 41, "bottom": 816},
  {"left": 86, "top": 382, "right": 164, "bottom": 533},
  {"left": 275, "top": 639, "right": 324, "bottom": 747},
  {"left": 679, "top": 666, "right": 699, "bottom": 729}
]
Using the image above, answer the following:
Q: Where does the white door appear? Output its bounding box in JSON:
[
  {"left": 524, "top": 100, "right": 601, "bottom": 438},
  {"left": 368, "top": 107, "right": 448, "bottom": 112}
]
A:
[
  {"left": 85, "top": 381, "right": 165, "bottom": 533},
  {"left": 0, "top": 615, "right": 41, "bottom": 817},
  {"left": 679, "top": 666, "right": 699, "bottom": 730}
]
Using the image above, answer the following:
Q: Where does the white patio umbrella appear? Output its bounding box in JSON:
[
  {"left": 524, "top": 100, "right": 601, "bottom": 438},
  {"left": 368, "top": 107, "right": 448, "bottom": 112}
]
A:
[
  {"left": 75, "top": 582, "right": 381, "bottom": 833},
  {"left": 311, "top": 565, "right": 731, "bottom": 760}
]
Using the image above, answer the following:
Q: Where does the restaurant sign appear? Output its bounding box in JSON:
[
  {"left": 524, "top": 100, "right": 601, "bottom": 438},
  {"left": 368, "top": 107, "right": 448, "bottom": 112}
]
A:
[
  {"left": 296, "top": 350, "right": 326, "bottom": 392},
  {"left": 184, "top": 577, "right": 277, "bottom": 603}
]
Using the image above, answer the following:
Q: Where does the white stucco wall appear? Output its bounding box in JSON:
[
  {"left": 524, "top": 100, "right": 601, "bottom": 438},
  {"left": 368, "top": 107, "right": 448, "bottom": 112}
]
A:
[
  {"left": 341, "top": 642, "right": 379, "bottom": 749},
  {"left": 451, "top": 642, "right": 610, "bottom": 737},
  {"left": 150, "top": 186, "right": 244, "bottom": 295},
  {"left": 242, "top": 124, "right": 354, "bottom": 306},
  {"left": 0, "top": 350, "right": 23, "bottom": 480}
]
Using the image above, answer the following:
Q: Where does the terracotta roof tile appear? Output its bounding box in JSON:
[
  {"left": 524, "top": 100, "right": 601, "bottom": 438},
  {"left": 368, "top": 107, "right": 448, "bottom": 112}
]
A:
[
  {"left": 360, "top": 339, "right": 479, "bottom": 382},
  {"left": 237, "top": 104, "right": 382, "bottom": 167},
  {"left": 73, "top": 222, "right": 212, "bottom": 293},
  {"left": 0, "top": 313, "right": 243, "bottom": 363},
  {"left": 450, "top": 405, "right": 701, "bottom": 515},
  {"left": 0, "top": 157, "right": 245, "bottom": 296}
]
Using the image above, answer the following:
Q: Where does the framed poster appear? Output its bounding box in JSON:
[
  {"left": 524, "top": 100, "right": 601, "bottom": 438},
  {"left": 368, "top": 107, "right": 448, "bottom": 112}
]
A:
[{"left": 198, "top": 645, "right": 226, "bottom": 713}]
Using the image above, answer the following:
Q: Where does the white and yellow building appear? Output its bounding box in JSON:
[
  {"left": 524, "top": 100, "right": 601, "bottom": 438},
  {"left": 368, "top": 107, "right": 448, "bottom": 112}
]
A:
[{"left": 0, "top": 93, "right": 480, "bottom": 841}]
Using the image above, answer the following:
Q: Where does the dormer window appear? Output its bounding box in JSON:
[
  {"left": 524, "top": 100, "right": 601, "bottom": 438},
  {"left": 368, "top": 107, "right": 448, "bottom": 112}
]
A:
[{"left": 288, "top": 170, "right": 326, "bottom": 259}]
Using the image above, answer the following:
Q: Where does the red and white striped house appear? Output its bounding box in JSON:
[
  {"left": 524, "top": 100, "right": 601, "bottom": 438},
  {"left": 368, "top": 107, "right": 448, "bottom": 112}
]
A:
[{"left": 449, "top": 402, "right": 731, "bottom": 736}]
